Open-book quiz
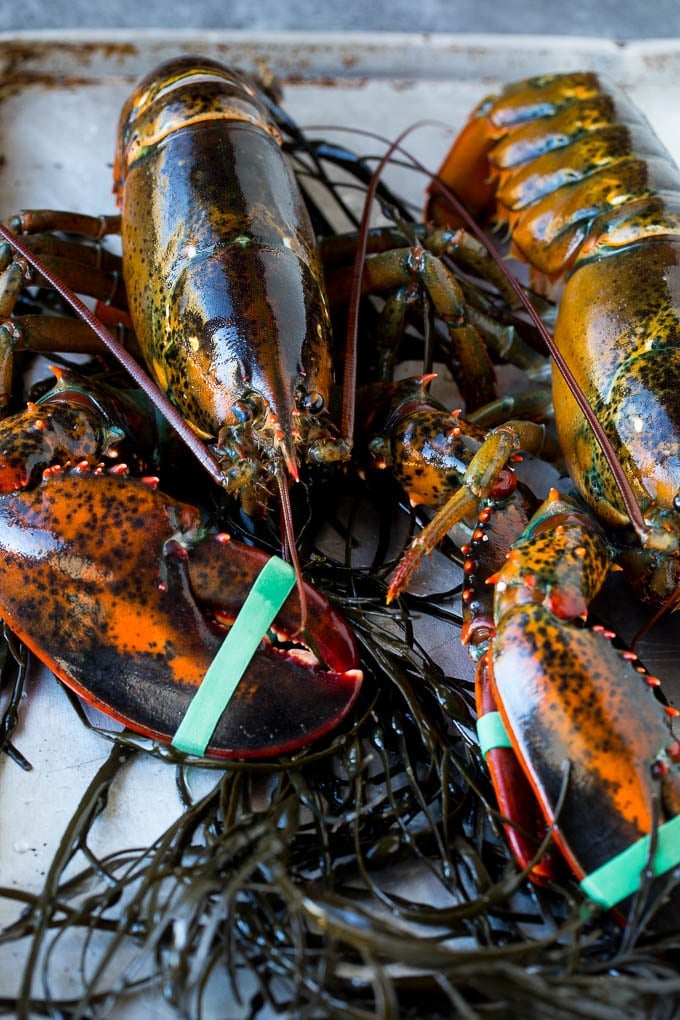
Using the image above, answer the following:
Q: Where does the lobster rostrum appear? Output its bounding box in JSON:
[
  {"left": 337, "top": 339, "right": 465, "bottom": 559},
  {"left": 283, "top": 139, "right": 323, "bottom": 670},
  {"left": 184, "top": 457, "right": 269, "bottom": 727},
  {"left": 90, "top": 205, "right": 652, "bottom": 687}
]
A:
[
  {"left": 0, "top": 58, "right": 368, "bottom": 759},
  {"left": 368, "top": 73, "right": 680, "bottom": 921}
]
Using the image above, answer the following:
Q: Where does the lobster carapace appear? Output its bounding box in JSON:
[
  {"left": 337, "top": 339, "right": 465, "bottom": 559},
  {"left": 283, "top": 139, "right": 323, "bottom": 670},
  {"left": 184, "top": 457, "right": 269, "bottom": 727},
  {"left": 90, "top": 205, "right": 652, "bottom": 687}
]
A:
[{"left": 114, "top": 56, "right": 351, "bottom": 516}]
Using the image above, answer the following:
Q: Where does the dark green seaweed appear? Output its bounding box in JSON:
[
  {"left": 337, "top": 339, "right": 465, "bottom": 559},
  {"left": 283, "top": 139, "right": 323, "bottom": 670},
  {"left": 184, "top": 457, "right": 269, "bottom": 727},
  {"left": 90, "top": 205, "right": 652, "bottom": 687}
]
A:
[{"left": 0, "top": 89, "right": 678, "bottom": 1020}]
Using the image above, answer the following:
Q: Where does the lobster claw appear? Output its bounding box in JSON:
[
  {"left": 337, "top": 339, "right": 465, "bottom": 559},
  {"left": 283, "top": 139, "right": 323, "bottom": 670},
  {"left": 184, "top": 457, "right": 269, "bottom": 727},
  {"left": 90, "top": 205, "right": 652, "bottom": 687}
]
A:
[
  {"left": 489, "top": 607, "right": 680, "bottom": 882},
  {"left": 0, "top": 473, "right": 362, "bottom": 758},
  {"left": 476, "top": 493, "right": 680, "bottom": 922}
]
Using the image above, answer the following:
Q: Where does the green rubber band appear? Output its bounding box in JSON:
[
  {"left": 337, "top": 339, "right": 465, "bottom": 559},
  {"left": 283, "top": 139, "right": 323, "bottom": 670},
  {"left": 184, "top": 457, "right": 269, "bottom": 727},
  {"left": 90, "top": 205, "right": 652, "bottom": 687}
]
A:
[
  {"left": 477, "top": 711, "right": 513, "bottom": 757},
  {"left": 171, "top": 555, "right": 296, "bottom": 757},
  {"left": 580, "top": 813, "right": 680, "bottom": 909}
]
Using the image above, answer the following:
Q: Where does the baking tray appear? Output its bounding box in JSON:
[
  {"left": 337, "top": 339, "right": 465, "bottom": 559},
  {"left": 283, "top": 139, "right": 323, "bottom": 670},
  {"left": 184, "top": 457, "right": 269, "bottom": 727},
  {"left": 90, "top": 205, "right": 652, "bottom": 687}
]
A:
[{"left": 0, "top": 31, "right": 678, "bottom": 1017}]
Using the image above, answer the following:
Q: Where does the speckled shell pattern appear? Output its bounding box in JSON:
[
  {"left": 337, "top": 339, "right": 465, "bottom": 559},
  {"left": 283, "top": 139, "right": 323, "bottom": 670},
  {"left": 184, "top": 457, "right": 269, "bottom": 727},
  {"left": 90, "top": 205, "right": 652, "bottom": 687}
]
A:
[
  {"left": 456, "top": 481, "right": 680, "bottom": 904},
  {"left": 0, "top": 369, "right": 160, "bottom": 492},
  {"left": 0, "top": 472, "right": 361, "bottom": 758},
  {"left": 355, "top": 377, "right": 484, "bottom": 508},
  {"left": 434, "top": 71, "right": 680, "bottom": 605},
  {"left": 484, "top": 492, "right": 680, "bottom": 881}
]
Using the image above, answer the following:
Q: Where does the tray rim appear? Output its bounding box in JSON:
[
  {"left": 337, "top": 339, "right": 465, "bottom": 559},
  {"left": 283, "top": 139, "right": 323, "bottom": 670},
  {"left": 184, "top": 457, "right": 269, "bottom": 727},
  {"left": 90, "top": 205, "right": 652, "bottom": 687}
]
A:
[{"left": 1, "top": 28, "right": 680, "bottom": 85}]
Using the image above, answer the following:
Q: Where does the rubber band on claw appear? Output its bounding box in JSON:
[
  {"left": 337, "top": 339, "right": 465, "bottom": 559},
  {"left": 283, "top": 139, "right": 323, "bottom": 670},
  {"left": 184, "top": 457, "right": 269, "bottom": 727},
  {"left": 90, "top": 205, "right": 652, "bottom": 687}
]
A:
[
  {"left": 477, "top": 710, "right": 513, "bottom": 756},
  {"left": 172, "top": 556, "right": 296, "bottom": 756},
  {"left": 580, "top": 814, "right": 680, "bottom": 910}
]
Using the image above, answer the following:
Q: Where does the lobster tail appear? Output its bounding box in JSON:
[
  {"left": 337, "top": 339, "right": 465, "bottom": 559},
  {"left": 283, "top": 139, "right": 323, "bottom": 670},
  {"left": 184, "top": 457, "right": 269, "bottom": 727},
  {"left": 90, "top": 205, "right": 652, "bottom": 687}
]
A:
[{"left": 431, "top": 71, "right": 680, "bottom": 609}]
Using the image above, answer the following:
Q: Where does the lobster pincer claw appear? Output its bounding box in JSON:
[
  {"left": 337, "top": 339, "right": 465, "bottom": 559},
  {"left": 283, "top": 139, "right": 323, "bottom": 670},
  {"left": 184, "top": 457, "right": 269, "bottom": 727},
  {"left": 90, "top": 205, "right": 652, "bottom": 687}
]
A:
[
  {"left": 477, "top": 491, "right": 680, "bottom": 921},
  {"left": 0, "top": 472, "right": 362, "bottom": 758},
  {"left": 489, "top": 601, "right": 680, "bottom": 921}
]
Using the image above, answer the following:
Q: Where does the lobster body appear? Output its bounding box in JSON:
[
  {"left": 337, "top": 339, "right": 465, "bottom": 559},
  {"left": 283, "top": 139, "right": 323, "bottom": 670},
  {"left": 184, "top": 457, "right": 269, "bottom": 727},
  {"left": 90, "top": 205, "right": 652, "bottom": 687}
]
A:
[
  {"left": 419, "top": 72, "right": 680, "bottom": 918},
  {"left": 552, "top": 242, "right": 680, "bottom": 604},
  {"left": 431, "top": 72, "right": 680, "bottom": 607},
  {"left": 114, "top": 57, "right": 348, "bottom": 511},
  {"left": 0, "top": 59, "right": 371, "bottom": 759}
]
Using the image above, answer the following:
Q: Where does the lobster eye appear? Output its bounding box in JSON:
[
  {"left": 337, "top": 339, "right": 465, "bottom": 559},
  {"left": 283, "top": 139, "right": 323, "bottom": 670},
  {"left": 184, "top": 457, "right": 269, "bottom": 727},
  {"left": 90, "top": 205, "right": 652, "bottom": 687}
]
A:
[
  {"left": 301, "top": 391, "right": 325, "bottom": 415},
  {"left": 231, "top": 398, "right": 254, "bottom": 423},
  {"left": 674, "top": 492, "right": 680, "bottom": 511}
]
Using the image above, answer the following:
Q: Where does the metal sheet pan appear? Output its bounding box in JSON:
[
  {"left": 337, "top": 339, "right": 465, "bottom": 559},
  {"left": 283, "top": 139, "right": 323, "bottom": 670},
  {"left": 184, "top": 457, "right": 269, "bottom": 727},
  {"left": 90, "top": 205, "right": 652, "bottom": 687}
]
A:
[{"left": 0, "top": 31, "right": 678, "bottom": 1017}]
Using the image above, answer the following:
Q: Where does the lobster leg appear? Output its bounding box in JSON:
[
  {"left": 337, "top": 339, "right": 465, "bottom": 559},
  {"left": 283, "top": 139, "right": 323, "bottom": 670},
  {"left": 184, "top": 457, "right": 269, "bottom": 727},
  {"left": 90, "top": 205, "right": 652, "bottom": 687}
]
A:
[
  {"left": 7, "top": 210, "right": 121, "bottom": 237},
  {"left": 354, "top": 243, "right": 498, "bottom": 409},
  {"left": 386, "top": 415, "right": 547, "bottom": 601},
  {"left": 0, "top": 232, "right": 136, "bottom": 407},
  {"left": 5, "top": 210, "right": 127, "bottom": 314}
]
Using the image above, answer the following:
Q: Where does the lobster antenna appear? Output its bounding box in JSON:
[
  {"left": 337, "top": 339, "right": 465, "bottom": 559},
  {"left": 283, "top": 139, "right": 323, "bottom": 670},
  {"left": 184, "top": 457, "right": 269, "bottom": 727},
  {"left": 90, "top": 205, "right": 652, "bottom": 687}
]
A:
[
  {"left": 340, "top": 122, "right": 432, "bottom": 446},
  {"left": 0, "top": 222, "right": 225, "bottom": 488},
  {"left": 631, "top": 587, "right": 680, "bottom": 649},
  {"left": 276, "top": 470, "right": 308, "bottom": 633},
  {"left": 308, "top": 123, "right": 650, "bottom": 543}
]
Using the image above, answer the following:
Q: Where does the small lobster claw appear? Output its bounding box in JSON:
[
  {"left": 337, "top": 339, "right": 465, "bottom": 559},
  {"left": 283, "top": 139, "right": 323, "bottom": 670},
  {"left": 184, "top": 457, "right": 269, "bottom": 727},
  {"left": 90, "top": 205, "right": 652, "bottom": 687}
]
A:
[
  {"left": 0, "top": 368, "right": 161, "bottom": 492},
  {"left": 0, "top": 472, "right": 362, "bottom": 757}
]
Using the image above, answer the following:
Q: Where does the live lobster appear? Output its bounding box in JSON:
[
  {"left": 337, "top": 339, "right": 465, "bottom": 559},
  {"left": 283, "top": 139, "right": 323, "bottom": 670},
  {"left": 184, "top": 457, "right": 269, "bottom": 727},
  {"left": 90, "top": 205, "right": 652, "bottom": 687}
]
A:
[
  {"left": 0, "top": 59, "right": 677, "bottom": 925},
  {"left": 379, "top": 72, "right": 680, "bottom": 920},
  {"left": 0, "top": 57, "right": 367, "bottom": 759},
  {"left": 0, "top": 55, "right": 504, "bottom": 762}
]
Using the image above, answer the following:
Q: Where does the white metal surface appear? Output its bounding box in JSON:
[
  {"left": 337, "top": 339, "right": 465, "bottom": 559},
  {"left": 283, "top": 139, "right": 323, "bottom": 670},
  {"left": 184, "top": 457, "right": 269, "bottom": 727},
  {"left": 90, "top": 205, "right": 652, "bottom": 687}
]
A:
[{"left": 0, "top": 32, "right": 678, "bottom": 1017}]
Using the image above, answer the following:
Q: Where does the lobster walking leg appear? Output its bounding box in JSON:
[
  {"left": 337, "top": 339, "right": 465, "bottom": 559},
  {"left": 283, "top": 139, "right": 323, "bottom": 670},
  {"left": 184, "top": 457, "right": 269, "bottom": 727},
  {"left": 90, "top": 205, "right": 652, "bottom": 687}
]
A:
[
  {"left": 0, "top": 236, "right": 137, "bottom": 407},
  {"left": 2, "top": 211, "right": 126, "bottom": 314},
  {"left": 324, "top": 226, "right": 549, "bottom": 406},
  {"left": 353, "top": 244, "right": 498, "bottom": 409}
]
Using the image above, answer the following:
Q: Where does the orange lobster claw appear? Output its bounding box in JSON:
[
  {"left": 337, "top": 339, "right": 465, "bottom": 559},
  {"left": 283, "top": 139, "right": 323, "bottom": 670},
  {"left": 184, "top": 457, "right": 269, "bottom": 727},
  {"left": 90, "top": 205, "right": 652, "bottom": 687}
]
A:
[{"left": 0, "top": 473, "right": 362, "bottom": 758}]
